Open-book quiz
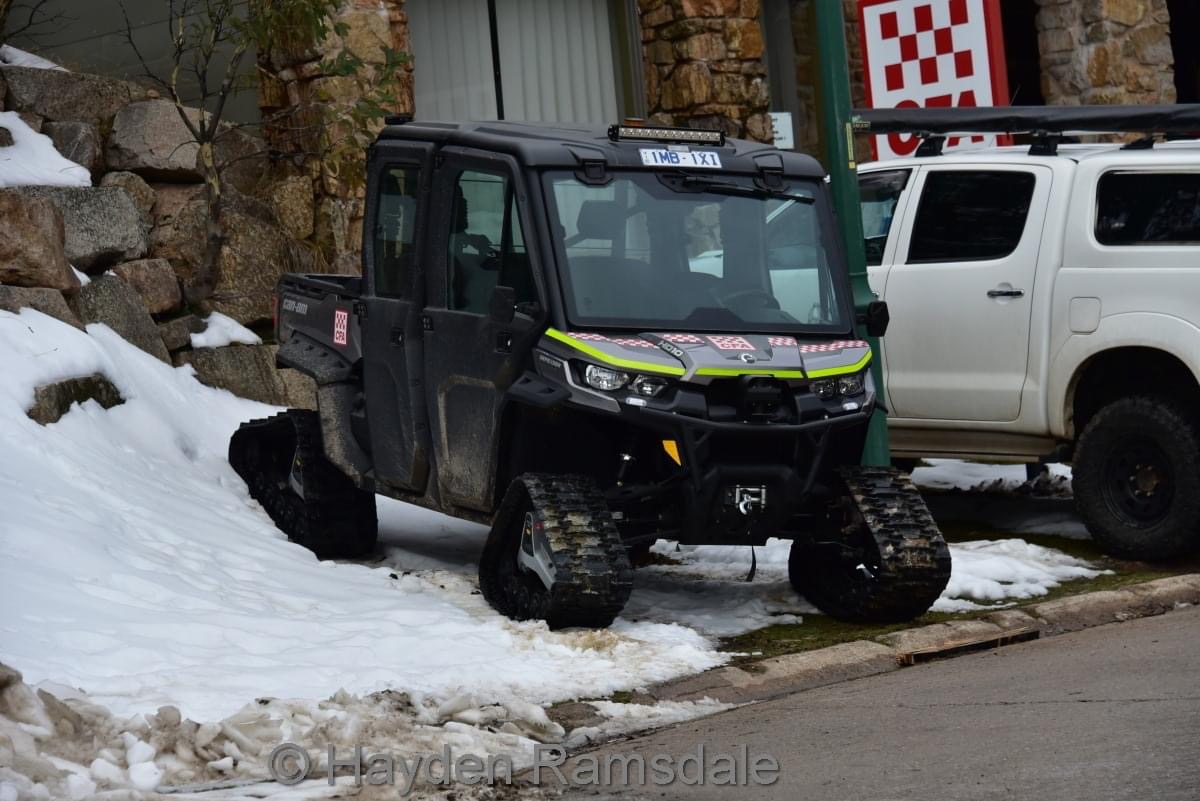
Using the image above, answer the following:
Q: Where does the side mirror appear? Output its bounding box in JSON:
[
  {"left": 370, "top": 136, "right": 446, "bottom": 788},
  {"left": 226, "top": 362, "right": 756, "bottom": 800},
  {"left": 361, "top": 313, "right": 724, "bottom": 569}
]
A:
[
  {"left": 489, "top": 285, "right": 516, "bottom": 325},
  {"left": 863, "top": 300, "right": 890, "bottom": 338}
]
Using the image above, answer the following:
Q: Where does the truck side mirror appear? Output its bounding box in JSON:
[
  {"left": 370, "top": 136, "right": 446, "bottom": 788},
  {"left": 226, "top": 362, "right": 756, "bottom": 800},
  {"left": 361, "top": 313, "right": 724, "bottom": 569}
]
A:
[
  {"left": 863, "top": 300, "right": 890, "bottom": 338},
  {"left": 489, "top": 285, "right": 516, "bottom": 325}
]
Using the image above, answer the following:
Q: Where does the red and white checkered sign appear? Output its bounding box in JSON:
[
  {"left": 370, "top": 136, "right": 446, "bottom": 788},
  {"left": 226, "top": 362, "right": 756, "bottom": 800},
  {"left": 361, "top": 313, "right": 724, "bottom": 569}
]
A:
[
  {"left": 333, "top": 309, "right": 349, "bottom": 346},
  {"left": 859, "top": 0, "right": 1009, "bottom": 159}
]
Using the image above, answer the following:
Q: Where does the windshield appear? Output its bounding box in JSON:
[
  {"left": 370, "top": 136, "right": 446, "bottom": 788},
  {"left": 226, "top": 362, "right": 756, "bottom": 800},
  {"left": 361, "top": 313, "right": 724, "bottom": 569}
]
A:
[{"left": 544, "top": 171, "right": 851, "bottom": 333}]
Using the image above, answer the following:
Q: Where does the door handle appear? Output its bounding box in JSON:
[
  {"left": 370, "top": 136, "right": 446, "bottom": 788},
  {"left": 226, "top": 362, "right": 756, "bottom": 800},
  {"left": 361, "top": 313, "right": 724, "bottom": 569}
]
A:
[{"left": 987, "top": 288, "right": 1025, "bottom": 298}]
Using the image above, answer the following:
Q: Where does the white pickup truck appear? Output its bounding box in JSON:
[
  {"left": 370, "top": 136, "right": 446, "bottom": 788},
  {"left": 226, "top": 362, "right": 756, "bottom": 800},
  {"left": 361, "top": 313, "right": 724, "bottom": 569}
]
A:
[{"left": 855, "top": 111, "right": 1200, "bottom": 562}]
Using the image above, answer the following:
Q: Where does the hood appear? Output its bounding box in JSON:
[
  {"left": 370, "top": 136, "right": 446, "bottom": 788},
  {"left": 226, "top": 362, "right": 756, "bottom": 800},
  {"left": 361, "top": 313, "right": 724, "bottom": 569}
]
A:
[{"left": 543, "top": 329, "right": 872, "bottom": 382}]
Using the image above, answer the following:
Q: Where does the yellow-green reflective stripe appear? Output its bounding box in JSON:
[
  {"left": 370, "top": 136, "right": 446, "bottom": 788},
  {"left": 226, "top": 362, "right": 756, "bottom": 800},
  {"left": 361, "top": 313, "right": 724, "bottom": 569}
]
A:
[
  {"left": 696, "top": 350, "right": 872, "bottom": 379},
  {"left": 545, "top": 328, "right": 686, "bottom": 376}
]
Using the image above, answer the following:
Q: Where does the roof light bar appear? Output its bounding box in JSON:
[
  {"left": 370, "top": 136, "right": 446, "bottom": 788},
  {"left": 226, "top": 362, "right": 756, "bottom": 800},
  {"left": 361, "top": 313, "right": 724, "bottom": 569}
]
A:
[{"left": 608, "top": 125, "right": 725, "bottom": 146}]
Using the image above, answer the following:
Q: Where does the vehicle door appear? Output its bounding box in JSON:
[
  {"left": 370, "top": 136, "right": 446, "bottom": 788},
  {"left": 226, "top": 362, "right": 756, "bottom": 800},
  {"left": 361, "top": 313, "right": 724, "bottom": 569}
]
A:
[
  {"left": 858, "top": 167, "right": 917, "bottom": 298},
  {"left": 422, "top": 151, "right": 543, "bottom": 512},
  {"left": 361, "top": 142, "right": 435, "bottom": 492},
  {"left": 880, "top": 165, "right": 1052, "bottom": 422}
]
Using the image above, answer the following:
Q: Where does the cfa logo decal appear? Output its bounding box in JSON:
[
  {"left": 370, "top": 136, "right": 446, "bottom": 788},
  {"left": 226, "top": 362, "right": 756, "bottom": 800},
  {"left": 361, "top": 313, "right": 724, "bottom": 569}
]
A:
[{"left": 333, "top": 309, "right": 349, "bottom": 346}]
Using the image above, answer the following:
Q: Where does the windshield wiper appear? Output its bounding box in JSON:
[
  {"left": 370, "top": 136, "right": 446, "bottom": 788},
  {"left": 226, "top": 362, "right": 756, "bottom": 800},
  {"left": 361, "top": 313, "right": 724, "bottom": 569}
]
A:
[{"left": 659, "top": 174, "right": 815, "bottom": 203}]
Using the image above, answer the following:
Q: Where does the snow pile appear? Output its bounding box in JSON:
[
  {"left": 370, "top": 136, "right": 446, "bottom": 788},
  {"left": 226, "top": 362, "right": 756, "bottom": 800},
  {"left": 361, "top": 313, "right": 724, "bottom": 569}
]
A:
[
  {"left": 191, "top": 312, "right": 263, "bottom": 349},
  {"left": 0, "top": 111, "right": 91, "bottom": 187},
  {"left": 914, "top": 459, "right": 1073, "bottom": 497},
  {"left": 0, "top": 45, "right": 65, "bottom": 71},
  {"left": 0, "top": 309, "right": 722, "bottom": 726},
  {"left": 932, "top": 539, "right": 1109, "bottom": 612}
]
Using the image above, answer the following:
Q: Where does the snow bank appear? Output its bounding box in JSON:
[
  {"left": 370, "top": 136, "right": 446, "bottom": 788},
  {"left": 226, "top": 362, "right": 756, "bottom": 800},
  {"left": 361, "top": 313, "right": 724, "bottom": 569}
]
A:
[
  {"left": 190, "top": 311, "right": 262, "bottom": 349},
  {"left": 0, "top": 111, "right": 91, "bottom": 187},
  {"left": 0, "top": 309, "right": 721, "bottom": 725},
  {"left": 0, "top": 45, "right": 65, "bottom": 71},
  {"left": 914, "top": 458, "right": 1072, "bottom": 497}
]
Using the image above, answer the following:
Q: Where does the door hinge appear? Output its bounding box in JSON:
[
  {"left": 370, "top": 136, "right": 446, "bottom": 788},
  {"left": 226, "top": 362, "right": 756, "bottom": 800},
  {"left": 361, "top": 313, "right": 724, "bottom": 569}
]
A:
[
  {"left": 353, "top": 300, "right": 368, "bottom": 321},
  {"left": 421, "top": 315, "right": 433, "bottom": 331}
]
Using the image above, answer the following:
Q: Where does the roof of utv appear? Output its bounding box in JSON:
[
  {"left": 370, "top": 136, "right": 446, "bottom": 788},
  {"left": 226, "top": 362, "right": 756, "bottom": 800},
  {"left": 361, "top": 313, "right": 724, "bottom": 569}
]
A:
[{"left": 375, "top": 119, "right": 826, "bottom": 178}]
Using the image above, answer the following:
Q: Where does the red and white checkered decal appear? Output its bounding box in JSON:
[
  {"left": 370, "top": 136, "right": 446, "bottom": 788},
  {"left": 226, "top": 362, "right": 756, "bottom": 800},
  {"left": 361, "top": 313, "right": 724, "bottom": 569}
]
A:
[
  {"left": 333, "top": 309, "right": 349, "bottom": 347},
  {"left": 661, "top": 333, "right": 706, "bottom": 344},
  {"left": 768, "top": 336, "right": 798, "bottom": 348},
  {"left": 860, "top": 0, "right": 1008, "bottom": 159},
  {"left": 706, "top": 335, "right": 756, "bottom": 351},
  {"left": 569, "top": 332, "right": 609, "bottom": 342},
  {"left": 798, "top": 340, "right": 870, "bottom": 354},
  {"left": 610, "top": 337, "right": 657, "bottom": 349}
]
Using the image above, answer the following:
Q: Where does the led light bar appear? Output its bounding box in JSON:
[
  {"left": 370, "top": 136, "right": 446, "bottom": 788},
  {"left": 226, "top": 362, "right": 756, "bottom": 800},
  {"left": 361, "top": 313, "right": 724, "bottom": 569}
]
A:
[{"left": 608, "top": 125, "right": 725, "bottom": 146}]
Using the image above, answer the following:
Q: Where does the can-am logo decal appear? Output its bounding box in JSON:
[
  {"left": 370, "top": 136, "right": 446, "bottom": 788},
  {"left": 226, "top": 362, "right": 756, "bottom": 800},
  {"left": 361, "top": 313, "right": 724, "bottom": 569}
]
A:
[{"left": 333, "top": 309, "right": 349, "bottom": 346}]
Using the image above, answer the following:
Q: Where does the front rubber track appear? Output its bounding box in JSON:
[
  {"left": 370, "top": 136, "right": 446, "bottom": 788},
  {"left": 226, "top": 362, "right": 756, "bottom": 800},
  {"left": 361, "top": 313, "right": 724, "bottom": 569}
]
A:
[{"left": 479, "top": 474, "right": 634, "bottom": 630}]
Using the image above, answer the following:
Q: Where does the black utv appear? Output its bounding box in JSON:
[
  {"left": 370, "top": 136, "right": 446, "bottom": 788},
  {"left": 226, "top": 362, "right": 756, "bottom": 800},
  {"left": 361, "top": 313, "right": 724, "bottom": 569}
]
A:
[{"left": 229, "top": 121, "right": 951, "bottom": 629}]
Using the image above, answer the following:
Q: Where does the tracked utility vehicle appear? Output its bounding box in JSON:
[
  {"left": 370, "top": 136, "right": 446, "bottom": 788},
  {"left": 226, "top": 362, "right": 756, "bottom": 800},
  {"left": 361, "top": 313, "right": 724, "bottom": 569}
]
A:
[{"left": 229, "top": 121, "right": 951, "bottom": 628}]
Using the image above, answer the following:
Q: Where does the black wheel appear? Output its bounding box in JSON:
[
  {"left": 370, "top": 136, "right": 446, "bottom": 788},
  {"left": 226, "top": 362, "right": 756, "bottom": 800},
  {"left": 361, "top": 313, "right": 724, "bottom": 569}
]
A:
[
  {"left": 789, "top": 468, "right": 951, "bottom": 623},
  {"left": 229, "top": 411, "right": 377, "bottom": 559},
  {"left": 1073, "top": 396, "right": 1200, "bottom": 560},
  {"left": 478, "top": 474, "right": 633, "bottom": 629}
]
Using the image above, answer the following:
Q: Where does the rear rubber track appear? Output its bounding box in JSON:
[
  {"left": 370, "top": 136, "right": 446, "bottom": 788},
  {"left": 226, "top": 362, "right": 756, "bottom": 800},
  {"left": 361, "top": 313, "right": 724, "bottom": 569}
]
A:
[{"left": 229, "top": 410, "right": 377, "bottom": 560}]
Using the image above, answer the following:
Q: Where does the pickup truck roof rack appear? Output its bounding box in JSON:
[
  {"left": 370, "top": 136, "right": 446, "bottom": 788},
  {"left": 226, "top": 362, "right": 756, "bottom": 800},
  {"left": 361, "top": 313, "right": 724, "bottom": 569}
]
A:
[{"left": 852, "top": 105, "right": 1200, "bottom": 157}]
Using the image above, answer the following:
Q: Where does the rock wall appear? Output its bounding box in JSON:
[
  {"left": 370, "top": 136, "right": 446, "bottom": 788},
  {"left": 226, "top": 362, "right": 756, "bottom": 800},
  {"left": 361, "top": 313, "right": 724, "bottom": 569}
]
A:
[
  {"left": 1036, "top": 0, "right": 1177, "bottom": 106},
  {"left": 638, "top": 0, "right": 773, "bottom": 142},
  {"left": 257, "top": 0, "right": 414, "bottom": 275}
]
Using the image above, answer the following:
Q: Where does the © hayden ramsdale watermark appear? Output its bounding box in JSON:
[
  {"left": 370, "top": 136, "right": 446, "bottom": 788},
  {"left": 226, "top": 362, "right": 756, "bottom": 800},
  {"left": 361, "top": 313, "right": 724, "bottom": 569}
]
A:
[{"left": 268, "top": 742, "right": 781, "bottom": 794}]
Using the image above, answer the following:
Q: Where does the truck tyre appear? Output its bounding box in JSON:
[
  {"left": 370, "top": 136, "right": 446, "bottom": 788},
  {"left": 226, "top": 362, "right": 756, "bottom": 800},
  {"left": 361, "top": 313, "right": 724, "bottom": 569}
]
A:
[
  {"left": 789, "top": 467, "right": 951, "bottom": 623},
  {"left": 229, "top": 410, "right": 377, "bottom": 559},
  {"left": 479, "top": 474, "right": 634, "bottom": 629},
  {"left": 1073, "top": 396, "right": 1200, "bottom": 560}
]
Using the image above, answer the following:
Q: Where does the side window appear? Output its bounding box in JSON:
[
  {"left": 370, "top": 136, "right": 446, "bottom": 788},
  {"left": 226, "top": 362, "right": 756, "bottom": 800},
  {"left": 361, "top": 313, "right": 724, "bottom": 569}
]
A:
[
  {"left": 373, "top": 167, "right": 419, "bottom": 297},
  {"left": 907, "top": 171, "right": 1037, "bottom": 263},
  {"left": 1096, "top": 172, "right": 1200, "bottom": 245},
  {"left": 448, "top": 170, "right": 536, "bottom": 313},
  {"left": 859, "top": 169, "right": 910, "bottom": 266}
]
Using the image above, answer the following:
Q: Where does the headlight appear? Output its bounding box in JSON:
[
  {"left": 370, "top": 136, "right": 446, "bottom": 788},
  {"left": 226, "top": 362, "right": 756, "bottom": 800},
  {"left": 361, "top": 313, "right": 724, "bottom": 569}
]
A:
[
  {"left": 811, "top": 378, "right": 837, "bottom": 399},
  {"left": 585, "top": 364, "right": 631, "bottom": 391},
  {"left": 838, "top": 371, "right": 866, "bottom": 396},
  {"left": 631, "top": 375, "right": 670, "bottom": 397}
]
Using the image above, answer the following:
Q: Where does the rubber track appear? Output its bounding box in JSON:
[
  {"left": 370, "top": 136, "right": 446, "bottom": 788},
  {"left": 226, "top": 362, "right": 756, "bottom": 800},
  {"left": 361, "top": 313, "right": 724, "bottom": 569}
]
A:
[
  {"left": 482, "top": 474, "right": 634, "bottom": 629},
  {"left": 839, "top": 465, "right": 952, "bottom": 620},
  {"left": 229, "top": 411, "right": 377, "bottom": 560}
]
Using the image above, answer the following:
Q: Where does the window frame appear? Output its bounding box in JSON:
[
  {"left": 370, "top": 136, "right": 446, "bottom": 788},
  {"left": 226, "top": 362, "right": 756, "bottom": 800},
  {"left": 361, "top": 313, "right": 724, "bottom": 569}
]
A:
[
  {"left": 904, "top": 168, "right": 1039, "bottom": 265},
  {"left": 858, "top": 168, "right": 912, "bottom": 267}
]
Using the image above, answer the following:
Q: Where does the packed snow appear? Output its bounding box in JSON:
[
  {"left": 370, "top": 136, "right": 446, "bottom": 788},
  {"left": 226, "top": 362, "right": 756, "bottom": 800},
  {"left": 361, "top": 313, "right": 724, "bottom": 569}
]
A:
[
  {"left": 0, "top": 111, "right": 91, "bottom": 187},
  {"left": 0, "top": 45, "right": 65, "bottom": 71},
  {"left": 191, "top": 311, "right": 263, "bottom": 349},
  {"left": 0, "top": 308, "right": 1111, "bottom": 798}
]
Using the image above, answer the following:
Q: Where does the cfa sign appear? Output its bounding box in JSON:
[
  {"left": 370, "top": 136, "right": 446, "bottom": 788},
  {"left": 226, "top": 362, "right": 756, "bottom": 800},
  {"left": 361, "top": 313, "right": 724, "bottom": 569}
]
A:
[{"left": 858, "top": 0, "right": 1010, "bottom": 159}]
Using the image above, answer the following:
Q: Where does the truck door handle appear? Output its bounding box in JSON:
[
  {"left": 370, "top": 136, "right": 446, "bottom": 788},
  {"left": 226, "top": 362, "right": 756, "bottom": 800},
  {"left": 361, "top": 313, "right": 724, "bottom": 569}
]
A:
[{"left": 987, "top": 288, "right": 1025, "bottom": 298}]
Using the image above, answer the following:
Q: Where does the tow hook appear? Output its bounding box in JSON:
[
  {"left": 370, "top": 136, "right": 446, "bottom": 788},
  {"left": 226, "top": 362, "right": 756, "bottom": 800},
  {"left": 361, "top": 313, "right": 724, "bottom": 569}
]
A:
[
  {"left": 856, "top": 563, "right": 876, "bottom": 580},
  {"left": 731, "top": 486, "right": 768, "bottom": 516}
]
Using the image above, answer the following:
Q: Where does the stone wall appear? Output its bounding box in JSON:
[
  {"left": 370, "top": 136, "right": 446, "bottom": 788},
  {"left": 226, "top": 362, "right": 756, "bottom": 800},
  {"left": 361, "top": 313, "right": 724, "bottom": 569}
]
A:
[
  {"left": 1036, "top": 0, "right": 1176, "bottom": 106},
  {"left": 258, "top": 0, "right": 414, "bottom": 276},
  {"left": 638, "top": 0, "right": 773, "bottom": 142}
]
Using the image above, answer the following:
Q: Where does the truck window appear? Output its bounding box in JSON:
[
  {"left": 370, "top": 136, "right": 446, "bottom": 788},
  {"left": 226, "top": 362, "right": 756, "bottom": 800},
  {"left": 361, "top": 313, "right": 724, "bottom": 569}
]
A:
[
  {"left": 907, "top": 171, "right": 1036, "bottom": 263},
  {"left": 859, "top": 169, "right": 910, "bottom": 266},
  {"left": 448, "top": 170, "right": 535, "bottom": 313},
  {"left": 1096, "top": 172, "right": 1200, "bottom": 245},
  {"left": 374, "top": 167, "right": 419, "bottom": 297}
]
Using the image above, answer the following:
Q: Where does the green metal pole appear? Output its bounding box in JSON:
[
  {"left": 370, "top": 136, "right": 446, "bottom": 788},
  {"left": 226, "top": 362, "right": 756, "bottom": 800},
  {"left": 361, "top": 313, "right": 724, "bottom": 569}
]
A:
[{"left": 814, "top": 0, "right": 890, "bottom": 466}]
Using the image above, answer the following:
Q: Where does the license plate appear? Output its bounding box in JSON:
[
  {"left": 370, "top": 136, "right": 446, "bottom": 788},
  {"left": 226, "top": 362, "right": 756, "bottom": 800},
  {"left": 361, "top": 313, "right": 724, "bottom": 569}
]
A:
[{"left": 639, "top": 148, "right": 723, "bottom": 168}]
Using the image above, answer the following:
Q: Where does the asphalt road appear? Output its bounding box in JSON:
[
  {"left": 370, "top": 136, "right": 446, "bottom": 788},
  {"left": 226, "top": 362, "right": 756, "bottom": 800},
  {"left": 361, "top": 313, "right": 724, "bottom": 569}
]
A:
[{"left": 555, "top": 607, "right": 1200, "bottom": 801}]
